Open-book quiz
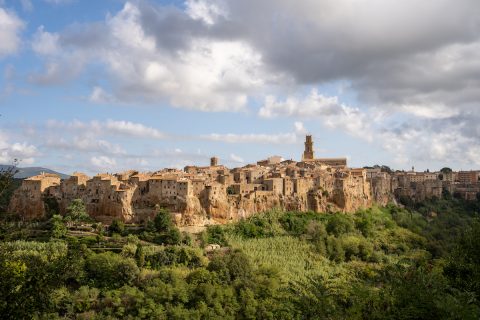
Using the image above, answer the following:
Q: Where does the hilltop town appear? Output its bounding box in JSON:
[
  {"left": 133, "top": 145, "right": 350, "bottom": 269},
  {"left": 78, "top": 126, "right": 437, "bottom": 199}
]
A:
[{"left": 8, "top": 136, "right": 480, "bottom": 225}]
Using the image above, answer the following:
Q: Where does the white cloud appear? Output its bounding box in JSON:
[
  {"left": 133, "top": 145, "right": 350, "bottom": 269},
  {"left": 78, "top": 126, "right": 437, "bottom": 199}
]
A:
[
  {"left": 32, "top": 2, "right": 268, "bottom": 111},
  {"left": 89, "top": 86, "right": 117, "bottom": 104},
  {"left": 0, "top": 8, "right": 24, "bottom": 57},
  {"left": 46, "top": 119, "right": 167, "bottom": 140},
  {"left": 186, "top": 0, "right": 227, "bottom": 25},
  {"left": 104, "top": 120, "right": 166, "bottom": 139},
  {"left": 294, "top": 121, "right": 307, "bottom": 135},
  {"left": 22, "top": 0, "right": 480, "bottom": 168},
  {"left": 32, "top": 26, "right": 60, "bottom": 55},
  {"left": 90, "top": 156, "right": 116, "bottom": 169},
  {"left": 229, "top": 153, "right": 244, "bottom": 163},
  {"left": 45, "top": 136, "right": 126, "bottom": 155},
  {"left": 203, "top": 132, "right": 297, "bottom": 144},
  {"left": 260, "top": 90, "right": 372, "bottom": 140},
  {"left": 259, "top": 90, "right": 345, "bottom": 119},
  {"left": 0, "top": 132, "right": 38, "bottom": 165}
]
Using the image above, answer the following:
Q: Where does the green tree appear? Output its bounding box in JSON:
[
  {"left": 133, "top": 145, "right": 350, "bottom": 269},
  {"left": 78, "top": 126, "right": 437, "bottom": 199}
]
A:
[
  {"left": 152, "top": 209, "right": 181, "bottom": 245},
  {"left": 109, "top": 219, "right": 125, "bottom": 235},
  {"left": 50, "top": 215, "right": 67, "bottom": 238},
  {"left": 65, "top": 199, "right": 89, "bottom": 223},
  {"left": 85, "top": 252, "right": 139, "bottom": 289},
  {"left": 135, "top": 243, "right": 145, "bottom": 267},
  {"left": 0, "top": 160, "right": 18, "bottom": 199},
  {"left": 154, "top": 209, "right": 173, "bottom": 232},
  {"left": 444, "top": 221, "right": 480, "bottom": 300},
  {"left": 0, "top": 160, "right": 19, "bottom": 213}
]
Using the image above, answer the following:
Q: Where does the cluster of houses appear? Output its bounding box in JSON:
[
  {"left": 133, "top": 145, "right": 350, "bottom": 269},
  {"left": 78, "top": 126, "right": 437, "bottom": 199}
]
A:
[{"left": 8, "top": 136, "right": 480, "bottom": 224}]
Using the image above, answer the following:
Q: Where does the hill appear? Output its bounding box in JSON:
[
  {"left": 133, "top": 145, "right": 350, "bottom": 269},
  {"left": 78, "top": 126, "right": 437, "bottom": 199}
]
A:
[
  {"left": 0, "top": 165, "right": 69, "bottom": 179},
  {"left": 0, "top": 204, "right": 479, "bottom": 319}
]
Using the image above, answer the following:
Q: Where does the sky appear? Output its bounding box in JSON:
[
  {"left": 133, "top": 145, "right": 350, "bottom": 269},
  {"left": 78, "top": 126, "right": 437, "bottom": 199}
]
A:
[{"left": 0, "top": 0, "right": 479, "bottom": 175}]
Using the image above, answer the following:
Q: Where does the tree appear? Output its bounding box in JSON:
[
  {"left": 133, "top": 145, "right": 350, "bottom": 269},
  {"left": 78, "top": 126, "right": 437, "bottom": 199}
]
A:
[
  {"left": 50, "top": 215, "right": 67, "bottom": 238},
  {"left": 109, "top": 219, "right": 125, "bottom": 235},
  {"left": 0, "top": 160, "right": 19, "bottom": 213},
  {"left": 65, "top": 199, "right": 89, "bottom": 223},
  {"left": 152, "top": 209, "right": 181, "bottom": 245},
  {"left": 0, "top": 159, "right": 18, "bottom": 199},
  {"left": 85, "top": 252, "right": 139, "bottom": 289},
  {"left": 444, "top": 221, "right": 480, "bottom": 300},
  {"left": 135, "top": 244, "right": 145, "bottom": 267},
  {"left": 154, "top": 209, "right": 174, "bottom": 232}
]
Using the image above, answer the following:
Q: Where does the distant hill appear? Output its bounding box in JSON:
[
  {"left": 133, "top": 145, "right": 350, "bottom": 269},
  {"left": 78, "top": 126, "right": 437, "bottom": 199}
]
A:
[{"left": 0, "top": 165, "right": 70, "bottom": 179}]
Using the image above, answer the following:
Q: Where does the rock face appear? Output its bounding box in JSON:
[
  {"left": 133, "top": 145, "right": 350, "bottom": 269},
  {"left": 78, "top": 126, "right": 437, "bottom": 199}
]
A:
[{"left": 8, "top": 161, "right": 385, "bottom": 225}]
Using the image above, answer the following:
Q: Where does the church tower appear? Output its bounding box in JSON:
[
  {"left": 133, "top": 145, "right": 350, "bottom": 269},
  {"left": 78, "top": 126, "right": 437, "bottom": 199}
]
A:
[{"left": 302, "top": 135, "right": 315, "bottom": 161}]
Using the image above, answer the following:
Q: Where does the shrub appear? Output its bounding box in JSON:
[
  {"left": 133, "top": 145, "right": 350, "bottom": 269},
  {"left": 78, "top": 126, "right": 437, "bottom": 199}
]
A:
[
  {"left": 154, "top": 209, "right": 173, "bottom": 232},
  {"left": 50, "top": 215, "right": 67, "bottom": 239},
  {"left": 326, "top": 214, "right": 354, "bottom": 236},
  {"left": 85, "top": 252, "right": 139, "bottom": 288},
  {"left": 205, "top": 225, "right": 228, "bottom": 246},
  {"left": 208, "top": 250, "right": 253, "bottom": 283},
  {"left": 65, "top": 199, "right": 90, "bottom": 222},
  {"left": 109, "top": 219, "right": 125, "bottom": 235},
  {"left": 145, "top": 246, "right": 204, "bottom": 269},
  {"left": 279, "top": 212, "right": 317, "bottom": 235}
]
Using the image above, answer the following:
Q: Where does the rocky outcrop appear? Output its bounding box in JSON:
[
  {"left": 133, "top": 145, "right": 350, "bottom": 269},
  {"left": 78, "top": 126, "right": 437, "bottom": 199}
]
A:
[{"left": 8, "top": 164, "right": 384, "bottom": 225}]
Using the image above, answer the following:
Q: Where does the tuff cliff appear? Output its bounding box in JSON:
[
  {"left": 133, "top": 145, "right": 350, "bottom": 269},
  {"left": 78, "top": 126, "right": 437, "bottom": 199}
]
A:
[{"left": 8, "top": 163, "right": 382, "bottom": 226}]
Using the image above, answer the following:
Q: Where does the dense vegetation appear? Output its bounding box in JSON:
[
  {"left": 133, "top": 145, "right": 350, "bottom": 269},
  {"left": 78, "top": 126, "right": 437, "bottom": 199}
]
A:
[{"left": 0, "top": 170, "right": 479, "bottom": 319}]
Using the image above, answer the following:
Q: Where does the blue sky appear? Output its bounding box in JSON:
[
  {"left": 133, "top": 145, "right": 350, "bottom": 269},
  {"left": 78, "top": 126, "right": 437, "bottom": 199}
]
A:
[{"left": 1, "top": 0, "right": 479, "bottom": 174}]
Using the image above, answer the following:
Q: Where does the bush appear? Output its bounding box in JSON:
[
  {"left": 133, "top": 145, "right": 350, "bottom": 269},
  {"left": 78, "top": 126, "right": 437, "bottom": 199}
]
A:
[
  {"left": 208, "top": 250, "right": 253, "bottom": 284},
  {"left": 235, "top": 217, "right": 272, "bottom": 238},
  {"left": 144, "top": 246, "right": 204, "bottom": 269},
  {"left": 85, "top": 252, "right": 139, "bottom": 288},
  {"left": 326, "top": 214, "right": 354, "bottom": 236},
  {"left": 204, "top": 225, "right": 227, "bottom": 246},
  {"left": 50, "top": 215, "right": 67, "bottom": 239},
  {"left": 65, "top": 199, "right": 90, "bottom": 222},
  {"left": 279, "top": 211, "right": 319, "bottom": 235},
  {"left": 109, "top": 219, "right": 125, "bottom": 235},
  {"left": 154, "top": 209, "right": 173, "bottom": 232}
]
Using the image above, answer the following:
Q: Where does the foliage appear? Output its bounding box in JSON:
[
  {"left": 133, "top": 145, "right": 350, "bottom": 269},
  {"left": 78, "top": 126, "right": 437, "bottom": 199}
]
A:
[
  {"left": 444, "top": 220, "right": 480, "bottom": 299},
  {"left": 49, "top": 215, "right": 67, "bottom": 239},
  {"left": 85, "top": 252, "right": 139, "bottom": 289},
  {"left": 0, "top": 160, "right": 18, "bottom": 200},
  {"left": 154, "top": 208, "right": 173, "bottom": 232},
  {"left": 204, "top": 224, "right": 228, "bottom": 246},
  {"left": 0, "top": 202, "right": 479, "bottom": 319},
  {"left": 144, "top": 246, "right": 205, "bottom": 269},
  {"left": 148, "top": 209, "right": 182, "bottom": 245},
  {"left": 65, "top": 199, "right": 90, "bottom": 222},
  {"left": 109, "top": 219, "right": 125, "bottom": 235}
]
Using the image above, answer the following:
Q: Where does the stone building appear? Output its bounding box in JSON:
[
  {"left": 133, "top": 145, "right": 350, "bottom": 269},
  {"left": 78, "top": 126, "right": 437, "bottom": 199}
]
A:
[{"left": 7, "top": 136, "right": 412, "bottom": 225}]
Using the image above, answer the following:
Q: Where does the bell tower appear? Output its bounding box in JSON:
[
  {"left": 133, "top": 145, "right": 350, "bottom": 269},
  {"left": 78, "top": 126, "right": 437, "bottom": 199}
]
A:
[{"left": 302, "top": 135, "right": 315, "bottom": 161}]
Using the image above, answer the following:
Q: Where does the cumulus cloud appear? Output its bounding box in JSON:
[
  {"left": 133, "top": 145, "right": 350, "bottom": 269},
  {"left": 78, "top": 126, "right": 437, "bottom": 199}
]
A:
[
  {"left": 32, "top": 2, "right": 267, "bottom": 111},
  {"left": 202, "top": 132, "right": 297, "bottom": 144},
  {"left": 260, "top": 90, "right": 372, "bottom": 140},
  {"left": 90, "top": 156, "right": 117, "bottom": 169},
  {"left": 229, "top": 153, "right": 244, "bottom": 163},
  {"left": 26, "top": 0, "right": 480, "bottom": 167},
  {"left": 89, "top": 86, "right": 118, "bottom": 104},
  {"left": 103, "top": 120, "right": 166, "bottom": 139},
  {"left": 0, "top": 132, "right": 38, "bottom": 165},
  {"left": 0, "top": 8, "right": 24, "bottom": 57},
  {"left": 46, "top": 119, "right": 167, "bottom": 140},
  {"left": 32, "top": 26, "right": 60, "bottom": 55},
  {"left": 45, "top": 136, "right": 126, "bottom": 155}
]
